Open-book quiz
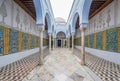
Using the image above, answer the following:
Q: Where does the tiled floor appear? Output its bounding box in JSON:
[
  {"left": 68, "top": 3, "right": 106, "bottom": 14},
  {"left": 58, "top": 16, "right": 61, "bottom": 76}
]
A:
[
  {"left": 22, "top": 48, "right": 94, "bottom": 81},
  {"left": 1, "top": 48, "right": 120, "bottom": 81},
  {"left": 74, "top": 48, "right": 120, "bottom": 81},
  {"left": 0, "top": 49, "right": 49, "bottom": 81}
]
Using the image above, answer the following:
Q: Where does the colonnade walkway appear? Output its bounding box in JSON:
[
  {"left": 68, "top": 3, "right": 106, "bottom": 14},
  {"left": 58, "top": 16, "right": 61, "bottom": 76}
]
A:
[{"left": 22, "top": 48, "right": 94, "bottom": 81}]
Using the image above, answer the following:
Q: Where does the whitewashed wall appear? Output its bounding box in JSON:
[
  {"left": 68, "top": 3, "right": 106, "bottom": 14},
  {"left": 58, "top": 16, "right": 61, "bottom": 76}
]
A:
[
  {"left": 86, "top": 1, "right": 115, "bottom": 36},
  {"left": 75, "top": 29, "right": 81, "bottom": 38},
  {"left": 0, "top": 0, "right": 39, "bottom": 36},
  {"left": 75, "top": 1, "right": 120, "bottom": 37},
  {"left": 117, "top": 0, "right": 120, "bottom": 26}
]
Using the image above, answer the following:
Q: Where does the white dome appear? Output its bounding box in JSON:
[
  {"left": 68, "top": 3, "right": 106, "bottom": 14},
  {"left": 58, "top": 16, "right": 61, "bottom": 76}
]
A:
[{"left": 55, "top": 17, "right": 66, "bottom": 25}]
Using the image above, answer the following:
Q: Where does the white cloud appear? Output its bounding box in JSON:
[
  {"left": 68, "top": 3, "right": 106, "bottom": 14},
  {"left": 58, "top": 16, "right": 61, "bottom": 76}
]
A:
[{"left": 50, "top": 0, "right": 73, "bottom": 22}]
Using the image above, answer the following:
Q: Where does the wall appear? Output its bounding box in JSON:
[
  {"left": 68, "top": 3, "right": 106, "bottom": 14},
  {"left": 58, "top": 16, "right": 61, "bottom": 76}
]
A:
[
  {"left": 0, "top": 0, "right": 39, "bottom": 36},
  {"left": 74, "top": 1, "right": 120, "bottom": 53},
  {"left": 0, "top": 0, "right": 41, "bottom": 56},
  {"left": 0, "top": 25, "right": 40, "bottom": 56}
]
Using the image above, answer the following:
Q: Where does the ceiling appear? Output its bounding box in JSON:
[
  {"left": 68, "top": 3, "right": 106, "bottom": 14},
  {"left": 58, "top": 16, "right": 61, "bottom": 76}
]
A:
[
  {"left": 14, "top": 0, "right": 36, "bottom": 20},
  {"left": 89, "top": 0, "right": 113, "bottom": 19}
]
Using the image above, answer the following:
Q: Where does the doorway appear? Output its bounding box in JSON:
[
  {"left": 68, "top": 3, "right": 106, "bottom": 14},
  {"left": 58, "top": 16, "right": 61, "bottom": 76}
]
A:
[{"left": 58, "top": 40, "right": 61, "bottom": 47}]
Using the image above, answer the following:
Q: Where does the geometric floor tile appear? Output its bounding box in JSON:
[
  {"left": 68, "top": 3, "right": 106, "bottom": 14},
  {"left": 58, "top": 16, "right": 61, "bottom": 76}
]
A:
[
  {"left": 74, "top": 48, "right": 120, "bottom": 81},
  {"left": 0, "top": 49, "right": 49, "bottom": 81}
]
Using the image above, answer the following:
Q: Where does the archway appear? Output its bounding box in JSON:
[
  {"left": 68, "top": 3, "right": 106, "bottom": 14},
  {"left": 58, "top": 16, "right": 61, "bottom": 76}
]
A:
[
  {"left": 45, "top": 13, "right": 52, "bottom": 33},
  {"left": 56, "top": 31, "right": 66, "bottom": 47},
  {"left": 72, "top": 13, "right": 79, "bottom": 33}
]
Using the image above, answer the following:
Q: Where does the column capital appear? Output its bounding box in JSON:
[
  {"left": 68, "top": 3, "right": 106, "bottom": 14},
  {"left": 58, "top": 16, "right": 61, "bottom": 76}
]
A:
[
  {"left": 71, "top": 32, "right": 75, "bottom": 36},
  {"left": 80, "top": 27, "right": 86, "bottom": 31},
  {"left": 48, "top": 33, "right": 52, "bottom": 36},
  {"left": 80, "top": 23, "right": 88, "bottom": 28},
  {"left": 39, "top": 28, "right": 44, "bottom": 32}
]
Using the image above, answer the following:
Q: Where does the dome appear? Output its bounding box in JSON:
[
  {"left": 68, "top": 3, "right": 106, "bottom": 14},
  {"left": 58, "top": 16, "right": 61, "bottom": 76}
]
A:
[{"left": 55, "top": 17, "right": 66, "bottom": 25}]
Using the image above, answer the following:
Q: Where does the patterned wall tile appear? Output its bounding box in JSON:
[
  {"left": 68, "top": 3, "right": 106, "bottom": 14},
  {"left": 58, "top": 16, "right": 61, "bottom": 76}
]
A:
[
  {"left": 74, "top": 37, "right": 81, "bottom": 46},
  {"left": 88, "top": 35, "right": 90, "bottom": 47},
  {"left": 36, "top": 37, "right": 39, "bottom": 47},
  {"left": 96, "top": 32, "right": 103, "bottom": 50},
  {"left": 30, "top": 35, "right": 34, "bottom": 49},
  {"left": 90, "top": 34, "right": 94, "bottom": 48},
  {"left": 0, "top": 26, "right": 4, "bottom": 56},
  {"left": 78, "top": 37, "right": 81, "bottom": 46},
  {"left": 75, "top": 27, "right": 120, "bottom": 53},
  {"left": 34, "top": 36, "right": 36, "bottom": 48},
  {"left": 106, "top": 28, "right": 118, "bottom": 52},
  {"left": 0, "top": 26, "right": 39, "bottom": 57},
  {"left": 22, "top": 33, "right": 28, "bottom": 50},
  {"left": 85, "top": 36, "right": 88, "bottom": 47},
  {"left": 9, "top": 29, "right": 19, "bottom": 54}
]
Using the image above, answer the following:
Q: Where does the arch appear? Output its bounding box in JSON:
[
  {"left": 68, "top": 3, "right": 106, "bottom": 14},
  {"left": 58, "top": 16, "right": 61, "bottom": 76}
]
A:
[
  {"left": 72, "top": 12, "right": 79, "bottom": 33},
  {"left": 68, "top": 25, "right": 71, "bottom": 36},
  {"left": 33, "top": 0, "right": 44, "bottom": 28},
  {"left": 80, "top": 0, "right": 92, "bottom": 27},
  {"left": 44, "top": 13, "right": 52, "bottom": 33},
  {"left": 56, "top": 31, "right": 66, "bottom": 39},
  {"left": 52, "top": 25, "right": 54, "bottom": 32}
]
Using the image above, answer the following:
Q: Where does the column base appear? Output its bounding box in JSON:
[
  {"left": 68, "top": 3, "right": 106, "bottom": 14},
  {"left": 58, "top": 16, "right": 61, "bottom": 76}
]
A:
[
  {"left": 38, "top": 61, "right": 44, "bottom": 66},
  {"left": 80, "top": 61, "right": 85, "bottom": 66}
]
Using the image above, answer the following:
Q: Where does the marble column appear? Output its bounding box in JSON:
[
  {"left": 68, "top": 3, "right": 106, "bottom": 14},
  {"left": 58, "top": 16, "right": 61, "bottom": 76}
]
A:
[
  {"left": 55, "top": 39, "right": 58, "bottom": 48},
  {"left": 68, "top": 37, "right": 70, "bottom": 49},
  {"left": 55, "top": 38, "right": 56, "bottom": 48},
  {"left": 66, "top": 39, "right": 67, "bottom": 48},
  {"left": 80, "top": 28, "right": 86, "bottom": 66},
  {"left": 49, "top": 34, "right": 51, "bottom": 54},
  {"left": 61, "top": 39, "right": 62, "bottom": 48},
  {"left": 39, "top": 29, "right": 44, "bottom": 65},
  {"left": 53, "top": 38, "right": 55, "bottom": 50},
  {"left": 72, "top": 33, "right": 74, "bottom": 53}
]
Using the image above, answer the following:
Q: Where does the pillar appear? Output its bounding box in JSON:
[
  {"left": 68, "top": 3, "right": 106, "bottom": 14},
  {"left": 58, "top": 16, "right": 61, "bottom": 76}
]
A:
[
  {"left": 55, "top": 38, "right": 56, "bottom": 48},
  {"left": 80, "top": 28, "right": 86, "bottom": 66},
  {"left": 55, "top": 39, "right": 58, "bottom": 48},
  {"left": 49, "top": 34, "right": 51, "bottom": 53},
  {"left": 53, "top": 38, "right": 55, "bottom": 50},
  {"left": 66, "top": 39, "right": 67, "bottom": 48},
  {"left": 39, "top": 29, "right": 44, "bottom": 65},
  {"left": 68, "top": 37, "right": 70, "bottom": 49},
  {"left": 61, "top": 39, "right": 62, "bottom": 48},
  {"left": 72, "top": 33, "right": 74, "bottom": 53}
]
